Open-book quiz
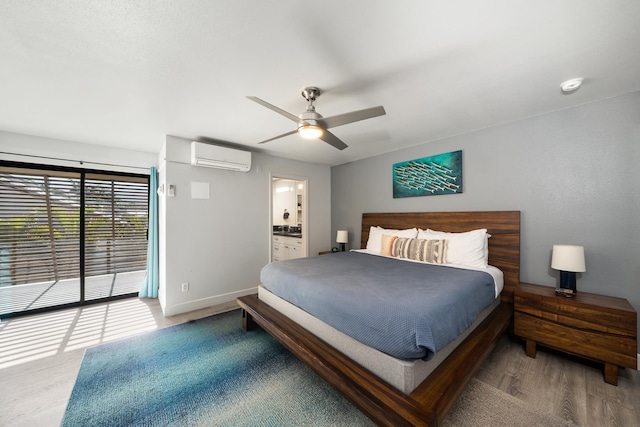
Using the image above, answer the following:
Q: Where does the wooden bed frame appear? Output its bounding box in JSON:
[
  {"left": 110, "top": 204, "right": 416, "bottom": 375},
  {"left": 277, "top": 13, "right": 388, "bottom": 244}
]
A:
[{"left": 238, "top": 211, "right": 520, "bottom": 426}]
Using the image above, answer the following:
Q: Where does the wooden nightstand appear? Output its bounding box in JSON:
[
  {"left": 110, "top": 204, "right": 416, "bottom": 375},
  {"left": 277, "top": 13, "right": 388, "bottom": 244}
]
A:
[{"left": 514, "top": 282, "right": 637, "bottom": 385}]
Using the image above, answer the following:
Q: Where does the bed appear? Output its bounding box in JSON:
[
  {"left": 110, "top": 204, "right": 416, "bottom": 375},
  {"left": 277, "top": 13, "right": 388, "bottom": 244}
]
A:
[{"left": 238, "top": 211, "right": 520, "bottom": 426}]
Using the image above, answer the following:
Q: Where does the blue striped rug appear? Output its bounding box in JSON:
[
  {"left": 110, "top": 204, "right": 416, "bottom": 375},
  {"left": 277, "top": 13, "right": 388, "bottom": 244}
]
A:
[{"left": 61, "top": 309, "right": 374, "bottom": 426}]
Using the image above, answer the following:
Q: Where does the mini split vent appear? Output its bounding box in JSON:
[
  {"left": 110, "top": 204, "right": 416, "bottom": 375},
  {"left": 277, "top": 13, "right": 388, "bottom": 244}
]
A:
[{"left": 190, "top": 142, "right": 251, "bottom": 172}]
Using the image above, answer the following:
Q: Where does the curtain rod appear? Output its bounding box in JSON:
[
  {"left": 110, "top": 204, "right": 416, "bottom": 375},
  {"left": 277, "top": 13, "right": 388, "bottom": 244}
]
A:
[{"left": 0, "top": 151, "right": 151, "bottom": 172}]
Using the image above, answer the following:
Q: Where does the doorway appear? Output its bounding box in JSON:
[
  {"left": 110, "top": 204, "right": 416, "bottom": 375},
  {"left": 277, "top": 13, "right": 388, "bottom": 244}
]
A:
[{"left": 271, "top": 176, "right": 308, "bottom": 262}]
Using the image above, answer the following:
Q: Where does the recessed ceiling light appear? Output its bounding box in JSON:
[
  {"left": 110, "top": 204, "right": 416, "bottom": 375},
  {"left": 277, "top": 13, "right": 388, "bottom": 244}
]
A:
[{"left": 560, "top": 78, "right": 584, "bottom": 93}]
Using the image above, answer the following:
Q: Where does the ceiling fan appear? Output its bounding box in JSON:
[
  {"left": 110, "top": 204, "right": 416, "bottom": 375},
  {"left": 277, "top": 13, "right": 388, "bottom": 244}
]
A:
[{"left": 247, "top": 86, "right": 386, "bottom": 150}]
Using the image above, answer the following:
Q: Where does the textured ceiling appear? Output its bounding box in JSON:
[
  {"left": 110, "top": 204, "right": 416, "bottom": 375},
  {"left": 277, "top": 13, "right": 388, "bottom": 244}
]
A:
[{"left": 1, "top": 1, "right": 639, "bottom": 166}]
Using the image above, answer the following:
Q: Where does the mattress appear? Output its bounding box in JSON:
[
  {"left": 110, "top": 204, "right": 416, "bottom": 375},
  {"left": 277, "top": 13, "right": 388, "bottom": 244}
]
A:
[
  {"left": 260, "top": 250, "right": 498, "bottom": 360},
  {"left": 258, "top": 285, "right": 500, "bottom": 394}
]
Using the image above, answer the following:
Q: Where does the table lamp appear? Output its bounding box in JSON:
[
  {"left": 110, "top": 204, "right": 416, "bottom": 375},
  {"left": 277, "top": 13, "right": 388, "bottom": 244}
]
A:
[
  {"left": 336, "top": 230, "right": 348, "bottom": 252},
  {"left": 551, "top": 244, "right": 585, "bottom": 293}
]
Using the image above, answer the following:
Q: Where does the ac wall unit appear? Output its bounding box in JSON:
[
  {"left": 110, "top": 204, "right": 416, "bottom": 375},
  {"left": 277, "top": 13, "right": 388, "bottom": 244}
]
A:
[{"left": 190, "top": 142, "right": 251, "bottom": 172}]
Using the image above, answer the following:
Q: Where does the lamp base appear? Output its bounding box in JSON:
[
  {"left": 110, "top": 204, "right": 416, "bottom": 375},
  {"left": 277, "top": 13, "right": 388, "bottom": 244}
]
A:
[
  {"left": 339, "top": 243, "right": 346, "bottom": 252},
  {"left": 559, "top": 271, "right": 577, "bottom": 293}
]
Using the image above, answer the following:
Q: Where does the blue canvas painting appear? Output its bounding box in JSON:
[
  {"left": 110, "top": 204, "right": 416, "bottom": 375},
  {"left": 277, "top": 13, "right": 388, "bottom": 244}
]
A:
[{"left": 393, "top": 150, "right": 462, "bottom": 198}]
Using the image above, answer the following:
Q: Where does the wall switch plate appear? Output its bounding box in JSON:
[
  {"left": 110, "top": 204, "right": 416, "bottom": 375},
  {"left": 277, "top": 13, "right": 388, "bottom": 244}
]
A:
[{"left": 181, "top": 282, "right": 189, "bottom": 292}]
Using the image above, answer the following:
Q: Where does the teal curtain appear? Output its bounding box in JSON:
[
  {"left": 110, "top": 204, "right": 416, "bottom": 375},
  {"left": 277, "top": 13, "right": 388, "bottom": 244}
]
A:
[{"left": 140, "top": 167, "right": 159, "bottom": 298}]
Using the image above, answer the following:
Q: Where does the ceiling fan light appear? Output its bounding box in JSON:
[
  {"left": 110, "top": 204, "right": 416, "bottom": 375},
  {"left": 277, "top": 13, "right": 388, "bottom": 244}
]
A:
[{"left": 298, "top": 125, "right": 323, "bottom": 139}]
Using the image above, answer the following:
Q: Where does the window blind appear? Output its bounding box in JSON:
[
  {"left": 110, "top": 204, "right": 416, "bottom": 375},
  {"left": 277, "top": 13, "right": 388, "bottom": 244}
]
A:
[
  {"left": 84, "top": 174, "right": 149, "bottom": 278},
  {"left": 0, "top": 167, "right": 81, "bottom": 286}
]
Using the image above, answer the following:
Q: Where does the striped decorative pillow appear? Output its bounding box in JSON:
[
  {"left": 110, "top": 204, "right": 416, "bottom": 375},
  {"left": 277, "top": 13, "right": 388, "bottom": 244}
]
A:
[{"left": 392, "top": 238, "right": 448, "bottom": 264}]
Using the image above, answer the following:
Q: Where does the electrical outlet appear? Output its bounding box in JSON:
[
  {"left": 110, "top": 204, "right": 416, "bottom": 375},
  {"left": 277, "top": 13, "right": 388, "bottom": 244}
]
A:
[{"left": 181, "top": 282, "right": 189, "bottom": 292}]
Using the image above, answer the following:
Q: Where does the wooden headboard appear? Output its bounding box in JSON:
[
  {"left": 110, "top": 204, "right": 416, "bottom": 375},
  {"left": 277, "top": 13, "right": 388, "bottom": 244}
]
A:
[{"left": 361, "top": 211, "right": 521, "bottom": 303}]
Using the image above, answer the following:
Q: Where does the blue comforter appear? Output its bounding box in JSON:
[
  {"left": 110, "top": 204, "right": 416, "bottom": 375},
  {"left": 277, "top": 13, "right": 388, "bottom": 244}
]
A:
[{"left": 260, "top": 251, "right": 496, "bottom": 360}]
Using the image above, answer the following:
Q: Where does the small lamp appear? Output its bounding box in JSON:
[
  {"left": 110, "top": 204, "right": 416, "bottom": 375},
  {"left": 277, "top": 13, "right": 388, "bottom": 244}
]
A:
[
  {"left": 551, "top": 244, "right": 586, "bottom": 293},
  {"left": 336, "top": 230, "right": 348, "bottom": 252}
]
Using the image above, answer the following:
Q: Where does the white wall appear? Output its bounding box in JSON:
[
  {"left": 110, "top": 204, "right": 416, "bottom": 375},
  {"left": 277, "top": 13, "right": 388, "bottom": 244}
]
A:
[
  {"left": 0, "top": 130, "right": 157, "bottom": 174},
  {"left": 331, "top": 91, "right": 640, "bottom": 349},
  {"left": 159, "top": 136, "right": 331, "bottom": 316},
  {"left": 0, "top": 130, "right": 331, "bottom": 318}
]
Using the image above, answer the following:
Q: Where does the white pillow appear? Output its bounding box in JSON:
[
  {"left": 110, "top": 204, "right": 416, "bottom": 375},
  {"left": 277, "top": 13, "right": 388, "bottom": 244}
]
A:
[
  {"left": 418, "top": 228, "right": 489, "bottom": 268},
  {"left": 366, "top": 226, "right": 418, "bottom": 254}
]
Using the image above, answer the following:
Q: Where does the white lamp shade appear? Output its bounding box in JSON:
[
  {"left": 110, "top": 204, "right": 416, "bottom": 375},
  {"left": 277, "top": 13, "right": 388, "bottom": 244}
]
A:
[
  {"left": 336, "top": 230, "right": 348, "bottom": 244},
  {"left": 551, "top": 245, "right": 586, "bottom": 272}
]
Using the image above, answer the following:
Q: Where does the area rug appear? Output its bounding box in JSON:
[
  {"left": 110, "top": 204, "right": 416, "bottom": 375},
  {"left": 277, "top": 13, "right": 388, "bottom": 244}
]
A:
[
  {"left": 62, "top": 309, "right": 579, "bottom": 427},
  {"left": 61, "top": 310, "right": 374, "bottom": 426}
]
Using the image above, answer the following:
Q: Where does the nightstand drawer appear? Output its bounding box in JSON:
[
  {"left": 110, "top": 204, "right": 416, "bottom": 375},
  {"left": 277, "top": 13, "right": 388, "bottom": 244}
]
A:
[
  {"left": 514, "top": 311, "right": 637, "bottom": 369},
  {"left": 514, "top": 293, "right": 635, "bottom": 337}
]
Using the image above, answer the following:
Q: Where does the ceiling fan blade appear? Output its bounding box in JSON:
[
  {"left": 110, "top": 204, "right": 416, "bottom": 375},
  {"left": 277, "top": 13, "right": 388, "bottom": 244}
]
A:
[
  {"left": 246, "top": 96, "right": 301, "bottom": 123},
  {"left": 318, "top": 105, "right": 386, "bottom": 129},
  {"left": 319, "top": 130, "right": 348, "bottom": 150},
  {"left": 257, "top": 129, "right": 298, "bottom": 144}
]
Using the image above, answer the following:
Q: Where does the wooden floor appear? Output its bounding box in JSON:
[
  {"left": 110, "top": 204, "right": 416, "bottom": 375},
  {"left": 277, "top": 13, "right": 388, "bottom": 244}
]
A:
[
  {"left": 476, "top": 333, "right": 640, "bottom": 427},
  {"left": 1, "top": 298, "right": 638, "bottom": 427}
]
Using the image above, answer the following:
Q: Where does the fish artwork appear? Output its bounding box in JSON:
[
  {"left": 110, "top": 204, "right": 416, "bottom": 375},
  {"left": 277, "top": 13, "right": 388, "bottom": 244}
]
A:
[{"left": 392, "top": 150, "right": 462, "bottom": 198}]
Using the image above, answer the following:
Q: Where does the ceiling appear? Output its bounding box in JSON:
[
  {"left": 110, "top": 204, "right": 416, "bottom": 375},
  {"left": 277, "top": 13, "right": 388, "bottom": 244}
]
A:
[{"left": 2, "top": 1, "right": 639, "bottom": 167}]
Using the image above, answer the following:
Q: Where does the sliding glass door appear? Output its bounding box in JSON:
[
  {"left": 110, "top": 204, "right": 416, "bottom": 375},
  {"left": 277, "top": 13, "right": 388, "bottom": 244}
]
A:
[
  {"left": 0, "top": 166, "right": 81, "bottom": 313},
  {"left": 84, "top": 174, "right": 149, "bottom": 301},
  {"left": 0, "top": 163, "right": 149, "bottom": 318}
]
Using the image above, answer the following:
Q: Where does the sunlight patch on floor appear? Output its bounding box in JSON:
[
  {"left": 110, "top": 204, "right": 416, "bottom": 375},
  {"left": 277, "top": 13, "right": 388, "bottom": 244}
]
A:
[{"left": 0, "top": 298, "right": 159, "bottom": 369}]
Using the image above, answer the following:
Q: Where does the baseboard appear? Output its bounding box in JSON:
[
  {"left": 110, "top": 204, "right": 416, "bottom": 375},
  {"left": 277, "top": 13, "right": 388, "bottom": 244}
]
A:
[{"left": 162, "top": 286, "right": 257, "bottom": 317}]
